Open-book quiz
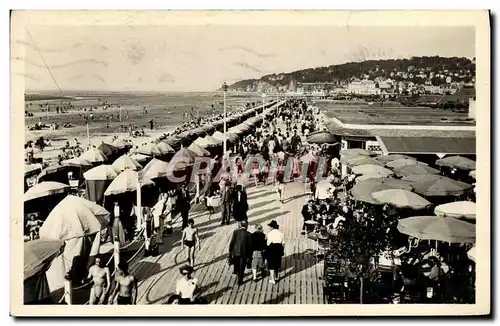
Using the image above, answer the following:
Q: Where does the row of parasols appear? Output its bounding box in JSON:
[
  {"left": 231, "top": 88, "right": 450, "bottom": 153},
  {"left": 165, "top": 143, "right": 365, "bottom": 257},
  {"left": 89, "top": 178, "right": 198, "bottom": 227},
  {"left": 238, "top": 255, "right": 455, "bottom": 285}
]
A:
[{"left": 339, "top": 148, "right": 477, "bottom": 260}]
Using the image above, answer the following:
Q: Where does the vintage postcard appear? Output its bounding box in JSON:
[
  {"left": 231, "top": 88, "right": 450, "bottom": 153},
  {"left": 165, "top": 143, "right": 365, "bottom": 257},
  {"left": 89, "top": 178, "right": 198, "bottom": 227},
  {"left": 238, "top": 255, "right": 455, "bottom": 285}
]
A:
[{"left": 11, "top": 10, "right": 490, "bottom": 316}]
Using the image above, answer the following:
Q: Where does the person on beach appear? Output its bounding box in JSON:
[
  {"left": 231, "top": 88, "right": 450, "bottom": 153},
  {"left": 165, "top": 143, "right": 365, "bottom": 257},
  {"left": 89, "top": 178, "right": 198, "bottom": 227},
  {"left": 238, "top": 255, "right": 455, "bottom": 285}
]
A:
[
  {"left": 266, "top": 220, "right": 285, "bottom": 285},
  {"left": 250, "top": 224, "right": 267, "bottom": 281},
  {"left": 181, "top": 219, "right": 200, "bottom": 267},
  {"left": 109, "top": 261, "right": 137, "bottom": 305},
  {"left": 87, "top": 254, "right": 111, "bottom": 305}
]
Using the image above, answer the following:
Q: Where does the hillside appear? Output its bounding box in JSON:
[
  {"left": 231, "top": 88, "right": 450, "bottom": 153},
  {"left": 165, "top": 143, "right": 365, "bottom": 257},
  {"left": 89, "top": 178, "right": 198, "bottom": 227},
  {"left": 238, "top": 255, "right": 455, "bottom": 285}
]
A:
[{"left": 227, "top": 56, "right": 475, "bottom": 91}]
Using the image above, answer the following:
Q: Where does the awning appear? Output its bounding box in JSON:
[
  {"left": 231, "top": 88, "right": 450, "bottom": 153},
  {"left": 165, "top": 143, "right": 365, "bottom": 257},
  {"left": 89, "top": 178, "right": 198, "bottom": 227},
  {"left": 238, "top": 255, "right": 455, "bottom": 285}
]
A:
[{"left": 376, "top": 136, "right": 476, "bottom": 155}]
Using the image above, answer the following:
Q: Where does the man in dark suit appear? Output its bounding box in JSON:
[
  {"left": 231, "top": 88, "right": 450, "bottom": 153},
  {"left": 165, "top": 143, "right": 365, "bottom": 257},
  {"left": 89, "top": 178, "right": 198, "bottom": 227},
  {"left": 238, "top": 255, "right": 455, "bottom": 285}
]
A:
[
  {"left": 301, "top": 200, "right": 317, "bottom": 235},
  {"left": 177, "top": 184, "right": 191, "bottom": 229},
  {"left": 232, "top": 185, "right": 249, "bottom": 222},
  {"left": 228, "top": 220, "right": 252, "bottom": 285}
]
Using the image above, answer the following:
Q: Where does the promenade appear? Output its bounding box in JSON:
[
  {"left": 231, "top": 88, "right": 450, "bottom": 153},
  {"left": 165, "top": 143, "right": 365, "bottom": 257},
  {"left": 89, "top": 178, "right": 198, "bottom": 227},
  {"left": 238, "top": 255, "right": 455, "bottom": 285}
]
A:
[{"left": 130, "top": 181, "right": 325, "bottom": 304}]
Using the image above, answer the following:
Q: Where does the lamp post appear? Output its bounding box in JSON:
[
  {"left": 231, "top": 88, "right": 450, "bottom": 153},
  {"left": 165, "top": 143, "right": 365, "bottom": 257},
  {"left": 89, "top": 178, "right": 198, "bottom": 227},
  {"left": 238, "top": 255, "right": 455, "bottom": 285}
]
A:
[{"left": 222, "top": 82, "right": 228, "bottom": 156}]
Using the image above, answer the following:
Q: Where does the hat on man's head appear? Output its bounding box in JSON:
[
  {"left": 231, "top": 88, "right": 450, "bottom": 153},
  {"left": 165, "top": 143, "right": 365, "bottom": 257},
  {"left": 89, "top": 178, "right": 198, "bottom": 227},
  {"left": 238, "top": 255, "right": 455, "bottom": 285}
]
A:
[
  {"left": 179, "top": 265, "right": 194, "bottom": 275},
  {"left": 268, "top": 220, "right": 279, "bottom": 229}
]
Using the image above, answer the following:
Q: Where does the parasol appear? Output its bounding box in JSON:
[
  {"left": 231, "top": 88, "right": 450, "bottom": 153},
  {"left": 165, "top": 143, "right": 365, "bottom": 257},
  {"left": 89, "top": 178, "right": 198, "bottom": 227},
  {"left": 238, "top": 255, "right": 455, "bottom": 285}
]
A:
[
  {"left": 357, "top": 177, "right": 413, "bottom": 190},
  {"left": 436, "top": 156, "right": 476, "bottom": 171},
  {"left": 188, "top": 143, "right": 211, "bottom": 156},
  {"left": 172, "top": 148, "right": 199, "bottom": 165},
  {"left": 375, "top": 154, "right": 416, "bottom": 164},
  {"left": 467, "top": 246, "right": 476, "bottom": 262},
  {"left": 340, "top": 149, "right": 375, "bottom": 158},
  {"left": 397, "top": 215, "right": 475, "bottom": 243},
  {"left": 129, "top": 153, "right": 150, "bottom": 163},
  {"left": 24, "top": 239, "right": 65, "bottom": 280},
  {"left": 142, "top": 158, "right": 172, "bottom": 180},
  {"left": 83, "top": 164, "right": 118, "bottom": 181},
  {"left": 469, "top": 170, "right": 476, "bottom": 179},
  {"left": 61, "top": 157, "right": 92, "bottom": 168},
  {"left": 104, "top": 169, "right": 155, "bottom": 196},
  {"left": 372, "top": 189, "right": 431, "bottom": 210},
  {"left": 25, "top": 163, "right": 43, "bottom": 178},
  {"left": 112, "top": 155, "right": 142, "bottom": 172},
  {"left": 411, "top": 176, "right": 472, "bottom": 197},
  {"left": 355, "top": 173, "right": 390, "bottom": 182},
  {"left": 24, "top": 181, "right": 71, "bottom": 202},
  {"left": 39, "top": 195, "right": 110, "bottom": 241},
  {"left": 352, "top": 164, "right": 393, "bottom": 176},
  {"left": 98, "top": 142, "right": 120, "bottom": 158},
  {"left": 204, "top": 135, "right": 222, "bottom": 147},
  {"left": 434, "top": 201, "right": 476, "bottom": 219},
  {"left": 386, "top": 158, "right": 426, "bottom": 169},
  {"left": 344, "top": 156, "right": 384, "bottom": 167},
  {"left": 79, "top": 147, "right": 108, "bottom": 163},
  {"left": 393, "top": 164, "right": 440, "bottom": 177},
  {"left": 306, "top": 131, "right": 337, "bottom": 144},
  {"left": 111, "top": 138, "right": 127, "bottom": 149},
  {"left": 350, "top": 183, "right": 395, "bottom": 205},
  {"left": 156, "top": 141, "right": 175, "bottom": 154},
  {"left": 194, "top": 137, "right": 210, "bottom": 148},
  {"left": 136, "top": 142, "right": 162, "bottom": 156}
]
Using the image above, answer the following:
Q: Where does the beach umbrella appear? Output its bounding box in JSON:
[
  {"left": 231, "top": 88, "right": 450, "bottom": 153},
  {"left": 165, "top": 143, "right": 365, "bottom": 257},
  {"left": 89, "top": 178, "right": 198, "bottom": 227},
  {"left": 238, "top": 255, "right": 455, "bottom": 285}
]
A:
[
  {"left": 104, "top": 169, "right": 155, "bottom": 196},
  {"left": 434, "top": 201, "right": 476, "bottom": 219},
  {"left": 226, "top": 132, "right": 239, "bottom": 142},
  {"left": 350, "top": 183, "right": 394, "bottom": 205},
  {"left": 411, "top": 176, "right": 472, "bottom": 197},
  {"left": 36, "top": 165, "right": 72, "bottom": 184},
  {"left": 436, "top": 156, "right": 476, "bottom": 171},
  {"left": 393, "top": 164, "right": 440, "bottom": 177},
  {"left": 172, "top": 148, "right": 199, "bottom": 165},
  {"left": 306, "top": 131, "right": 337, "bottom": 144},
  {"left": 376, "top": 154, "right": 416, "bottom": 164},
  {"left": 24, "top": 239, "right": 65, "bottom": 280},
  {"left": 165, "top": 135, "right": 183, "bottom": 148},
  {"left": 344, "top": 156, "right": 384, "bottom": 167},
  {"left": 188, "top": 143, "right": 211, "bottom": 156},
  {"left": 136, "top": 142, "right": 162, "bottom": 156},
  {"left": 352, "top": 164, "right": 394, "bottom": 176},
  {"left": 467, "top": 246, "right": 476, "bottom": 262},
  {"left": 386, "top": 158, "right": 425, "bottom": 169},
  {"left": 83, "top": 165, "right": 118, "bottom": 180},
  {"left": 372, "top": 189, "right": 431, "bottom": 210},
  {"left": 142, "top": 158, "right": 172, "bottom": 180},
  {"left": 402, "top": 173, "right": 447, "bottom": 184},
  {"left": 80, "top": 147, "right": 108, "bottom": 163},
  {"left": 24, "top": 181, "right": 71, "bottom": 202},
  {"left": 397, "top": 215, "right": 475, "bottom": 244},
  {"left": 40, "top": 195, "right": 110, "bottom": 241},
  {"left": 357, "top": 177, "right": 413, "bottom": 191},
  {"left": 112, "top": 155, "right": 142, "bottom": 172},
  {"left": 61, "top": 157, "right": 92, "bottom": 168},
  {"left": 205, "top": 135, "right": 222, "bottom": 147},
  {"left": 211, "top": 131, "right": 226, "bottom": 142},
  {"left": 98, "top": 142, "right": 120, "bottom": 158},
  {"left": 111, "top": 138, "right": 127, "bottom": 149},
  {"left": 236, "top": 123, "right": 251, "bottom": 132},
  {"left": 130, "top": 153, "right": 150, "bottom": 163},
  {"left": 340, "top": 149, "right": 375, "bottom": 157},
  {"left": 25, "top": 163, "right": 43, "bottom": 178},
  {"left": 228, "top": 126, "right": 243, "bottom": 135},
  {"left": 194, "top": 137, "right": 210, "bottom": 148},
  {"left": 470, "top": 170, "right": 476, "bottom": 179},
  {"left": 156, "top": 141, "right": 175, "bottom": 154},
  {"left": 355, "top": 173, "right": 391, "bottom": 182}
]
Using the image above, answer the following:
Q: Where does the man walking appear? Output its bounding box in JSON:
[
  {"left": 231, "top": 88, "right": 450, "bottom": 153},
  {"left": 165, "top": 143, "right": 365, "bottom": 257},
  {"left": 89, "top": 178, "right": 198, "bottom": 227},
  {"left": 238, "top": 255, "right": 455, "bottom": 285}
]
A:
[{"left": 228, "top": 220, "right": 252, "bottom": 285}]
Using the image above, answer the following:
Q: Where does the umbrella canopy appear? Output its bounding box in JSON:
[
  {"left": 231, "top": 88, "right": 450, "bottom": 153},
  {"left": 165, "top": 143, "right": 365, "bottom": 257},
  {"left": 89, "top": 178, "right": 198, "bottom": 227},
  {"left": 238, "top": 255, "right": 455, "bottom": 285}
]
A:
[
  {"left": 79, "top": 147, "right": 108, "bottom": 163},
  {"left": 130, "top": 153, "right": 150, "bottom": 163},
  {"left": 98, "top": 142, "right": 120, "bottom": 157},
  {"left": 357, "top": 177, "right": 413, "bottom": 191},
  {"left": 204, "top": 135, "right": 222, "bottom": 146},
  {"left": 372, "top": 189, "right": 431, "bottom": 209},
  {"left": 165, "top": 135, "right": 183, "bottom": 148},
  {"left": 136, "top": 142, "right": 162, "bottom": 156},
  {"left": 344, "top": 156, "right": 384, "bottom": 167},
  {"left": 411, "top": 176, "right": 472, "bottom": 197},
  {"left": 228, "top": 126, "right": 243, "bottom": 135},
  {"left": 188, "top": 143, "right": 211, "bottom": 156},
  {"left": 386, "top": 158, "right": 425, "bottom": 169},
  {"left": 436, "top": 156, "right": 476, "bottom": 171},
  {"left": 40, "top": 195, "right": 110, "bottom": 241},
  {"left": 470, "top": 170, "right": 476, "bottom": 179},
  {"left": 350, "top": 183, "right": 395, "bottom": 205},
  {"left": 24, "top": 239, "right": 65, "bottom": 280},
  {"left": 111, "top": 138, "right": 127, "bottom": 149},
  {"left": 83, "top": 164, "right": 118, "bottom": 181},
  {"left": 236, "top": 124, "right": 251, "bottom": 132},
  {"left": 376, "top": 154, "right": 416, "bottom": 164},
  {"left": 355, "top": 173, "right": 391, "bottom": 182},
  {"left": 306, "top": 131, "right": 337, "bottom": 144},
  {"left": 467, "top": 246, "right": 476, "bottom": 262},
  {"left": 104, "top": 169, "right": 155, "bottom": 196},
  {"left": 211, "top": 131, "right": 226, "bottom": 142},
  {"left": 156, "top": 141, "right": 175, "bottom": 154},
  {"left": 112, "top": 154, "right": 142, "bottom": 172},
  {"left": 434, "top": 201, "right": 476, "bottom": 219},
  {"left": 61, "top": 156, "right": 92, "bottom": 168},
  {"left": 194, "top": 137, "right": 210, "bottom": 148},
  {"left": 393, "top": 164, "right": 440, "bottom": 177},
  {"left": 24, "top": 181, "right": 71, "bottom": 202},
  {"left": 172, "top": 148, "right": 199, "bottom": 165},
  {"left": 340, "top": 149, "right": 375, "bottom": 157},
  {"left": 397, "top": 215, "right": 475, "bottom": 243},
  {"left": 36, "top": 165, "right": 72, "bottom": 183},
  {"left": 352, "top": 164, "right": 394, "bottom": 176},
  {"left": 142, "top": 158, "right": 172, "bottom": 180},
  {"left": 25, "top": 163, "right": 43, "bottom": 178}
]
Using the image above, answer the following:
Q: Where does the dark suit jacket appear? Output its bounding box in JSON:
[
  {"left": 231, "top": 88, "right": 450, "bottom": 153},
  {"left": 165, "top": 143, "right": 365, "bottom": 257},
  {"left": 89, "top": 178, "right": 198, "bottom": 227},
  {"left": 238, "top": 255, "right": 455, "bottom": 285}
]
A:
[
  {"left": 229, "top": 228, "right": 252, "bottom": 258},
  {"left": 301, "top": 205, "right": 316, "bottom": 221},
  {"left": 232, "top": 191, "right": 248, "bottom": 216}
]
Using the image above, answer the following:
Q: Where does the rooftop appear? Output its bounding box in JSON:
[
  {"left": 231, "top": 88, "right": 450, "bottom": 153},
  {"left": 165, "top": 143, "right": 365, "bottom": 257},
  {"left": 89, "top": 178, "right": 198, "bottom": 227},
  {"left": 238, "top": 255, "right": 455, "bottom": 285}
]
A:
[{"left": 318, "top": 101, "right": 475, "bottom": 127}]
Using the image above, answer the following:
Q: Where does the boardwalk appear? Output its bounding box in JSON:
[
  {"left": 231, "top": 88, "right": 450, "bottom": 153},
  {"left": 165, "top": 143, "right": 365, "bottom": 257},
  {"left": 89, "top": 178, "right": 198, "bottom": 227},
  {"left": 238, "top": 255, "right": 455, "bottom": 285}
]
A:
[{"left": 130, "top": 181, "right": 325, "bottom": 304}]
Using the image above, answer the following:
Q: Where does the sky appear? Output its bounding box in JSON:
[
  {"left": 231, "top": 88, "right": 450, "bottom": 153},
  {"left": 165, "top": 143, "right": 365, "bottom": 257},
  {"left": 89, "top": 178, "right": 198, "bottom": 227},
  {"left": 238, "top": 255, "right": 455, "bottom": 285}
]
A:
[{"left": 17, "top": 25, "right": 475, "bottom": 92}]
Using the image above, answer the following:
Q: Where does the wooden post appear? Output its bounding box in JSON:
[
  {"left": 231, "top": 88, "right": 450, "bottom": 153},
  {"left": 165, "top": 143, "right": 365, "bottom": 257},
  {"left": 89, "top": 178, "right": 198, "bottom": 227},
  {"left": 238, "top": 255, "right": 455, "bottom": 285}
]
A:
[
  {"left": 136, "top": 171, "right": 142, "bottom": 236},
  {"left": 195, "top": 174, "right": 200, "bottom": 202},
  {"left": 63, "top": 274, "right": 72, "bottom": 305}
]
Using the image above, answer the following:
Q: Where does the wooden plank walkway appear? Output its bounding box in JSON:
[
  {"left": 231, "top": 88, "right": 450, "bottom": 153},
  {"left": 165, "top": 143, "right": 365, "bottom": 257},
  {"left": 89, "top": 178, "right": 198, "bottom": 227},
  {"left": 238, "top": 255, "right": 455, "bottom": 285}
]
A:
[{"left": 131, "top": 181, "right": 325, "bottom": 305}]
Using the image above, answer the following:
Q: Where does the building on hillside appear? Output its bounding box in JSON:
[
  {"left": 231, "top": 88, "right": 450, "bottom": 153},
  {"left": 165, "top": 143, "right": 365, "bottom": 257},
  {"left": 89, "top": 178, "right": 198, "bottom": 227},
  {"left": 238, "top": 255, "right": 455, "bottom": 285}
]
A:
[{"left": 347, "top": 79, "right": 381, "bottom": 95}]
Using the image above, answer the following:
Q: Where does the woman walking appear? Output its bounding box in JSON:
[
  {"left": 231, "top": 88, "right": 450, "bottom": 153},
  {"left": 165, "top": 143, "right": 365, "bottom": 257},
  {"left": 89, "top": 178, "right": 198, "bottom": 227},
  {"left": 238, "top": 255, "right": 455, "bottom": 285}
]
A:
[
  {"left": 181, "top": 218, "right": 200, "bottom": 267},
  {"left": 266, "top": 220, "right": 285, "bottom": 284},
  {"left": 250, "top": 224, "right": 267, "bottom": 281},
  {"left": 275, "top": 177, "right": 285, "bottom": 203}
]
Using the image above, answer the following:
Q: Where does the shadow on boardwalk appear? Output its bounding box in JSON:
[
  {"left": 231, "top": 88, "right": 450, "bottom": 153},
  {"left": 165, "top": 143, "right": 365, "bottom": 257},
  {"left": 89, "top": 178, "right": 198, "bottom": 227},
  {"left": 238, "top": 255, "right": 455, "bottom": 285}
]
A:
[{"left": 280, "top": 250, "right": 320, "bottom": 280}]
